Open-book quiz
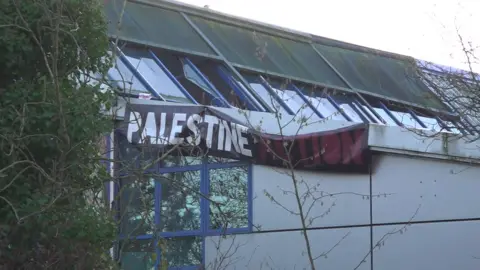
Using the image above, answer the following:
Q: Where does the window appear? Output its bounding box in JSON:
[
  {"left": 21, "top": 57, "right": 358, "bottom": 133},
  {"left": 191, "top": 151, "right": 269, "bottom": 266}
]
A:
[
  {"left": 119, "top": 175, "right": 156, "bottom": 236},
  {"left": 357, "top": 104, "right": 384, "bottom": 124},
  {"left": 241, "top": 73, "right": 290, "bottom": 116},
  {"left": 388, "top": 110, "right": 423, "bottom": 129},
  {"left": 267, "top": 80, "right": 321, "bottom": 120},
  {"left": 298, "top": 86, "right": 346, "bottom": 121},
  {"left": 122, "top": 47, "right": 193, "bottom": 103},
  {"left": 152, "top": 49, "right": 230, "bottom": 107},
  {"left": 208, "top": 166, "right": 249, "bottom": 229},
  {"left": 415, "top": 114, "right": 442, "bottom": 132},
  {"left": 115, "top": 145, "right": 252, "bottom": 269},
  {"left": 118, "top": 240, "right": 156, "bottom": 270},
  {"left": 365, "top": 100, "right": 398, "bottom": 126},
  {"left": 330, "top": 94, "right": 369, "bottom": 123},
  {"left": 217, "top": 67, "right": 267, "bottom": 111},
  {"left": 108, "top": 53, "right": 150, "bottom": 96},
  {"left": 441, "top": 120, "right": 461, "bottom": 134},
  {"left": 189, "top": 58, "right": 261, "bottom": 110}
]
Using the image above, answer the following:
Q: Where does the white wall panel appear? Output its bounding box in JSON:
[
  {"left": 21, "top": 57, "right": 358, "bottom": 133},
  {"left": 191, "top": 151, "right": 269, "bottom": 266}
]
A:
[
  {"left": 373, "top": 221, "right": 480, "bottom": 270},
  {"left": 253, "top": 165, "right": 370, "bottom": 231},
  {"left": 368, "top": 124, "right": 480, "bottom": 161},
  {"left": 205, "top": 228, "right": 370, "bottom": 270},
  {"left": 372, "top": 154, "right": 480, "bottom": 223}
]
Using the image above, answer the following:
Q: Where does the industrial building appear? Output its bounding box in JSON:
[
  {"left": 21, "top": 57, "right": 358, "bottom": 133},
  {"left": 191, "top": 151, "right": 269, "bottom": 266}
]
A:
[{"left": 103, "top": 0, "right": 480, "bottom": 269}]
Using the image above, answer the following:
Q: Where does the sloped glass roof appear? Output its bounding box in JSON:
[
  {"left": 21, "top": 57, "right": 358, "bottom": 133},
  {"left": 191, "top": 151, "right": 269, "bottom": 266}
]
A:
[
  {"left": 104, "top": 0, "right": 216, "bottom": 56},
  {"left": 313, "top": 43, "right": 449, "bottom": 111},
  {"left": 190, "top": 16, "right": 349, "bottom": 89},
  {"left": 102, "top": 0, "right": 458, "bottom": 115}
]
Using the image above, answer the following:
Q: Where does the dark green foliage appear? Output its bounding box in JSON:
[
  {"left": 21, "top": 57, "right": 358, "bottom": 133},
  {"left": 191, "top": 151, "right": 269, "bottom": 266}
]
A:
[{"left": 0, "top": 0, "right": 116, "bottom": 269}]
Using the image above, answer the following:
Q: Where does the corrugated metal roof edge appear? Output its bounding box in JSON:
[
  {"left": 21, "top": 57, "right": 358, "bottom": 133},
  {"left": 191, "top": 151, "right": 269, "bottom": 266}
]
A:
[{"left": 130, "top": 0, "right": 413, "bottom": 62}]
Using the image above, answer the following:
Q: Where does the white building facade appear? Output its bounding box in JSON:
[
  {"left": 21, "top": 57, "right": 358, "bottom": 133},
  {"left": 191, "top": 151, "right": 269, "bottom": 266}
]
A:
[{"left": 103, "top": 0, "right": 480, "bottom": 269}]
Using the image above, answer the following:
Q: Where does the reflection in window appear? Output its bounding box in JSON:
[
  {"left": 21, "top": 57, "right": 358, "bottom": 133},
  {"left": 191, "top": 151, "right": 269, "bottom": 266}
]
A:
[
  {"left": 116, "top": 133, "right": 157, "bottom": 173},
  {"left": 161, "top": 237, "right": 202, "bottom": 268},
  {"left": 189, "top": 60, "right": 256, "bottom": 110},
  {"left": 153, "top": 51, "right": 223, "bottom": 106},
  {"left": 389, "top": 111, "right": 423, "bottom": 129},
  {"left": 119, "top": 240, "right": 156, "bottom": 270},
  {"left": 120, "top": 176, "right": 155, "bottom": 236},
  {"left": 209, "top": 167, "right": 248, "bottom": 229},
  {"left": 162, "top": 155, "right": 203, "bottom": 167},
  {"left": 249, "top": 83, "right": 290, "bottom": 116},
  {"left": 232, "top": 79, "right": 267, "bottom": 110},
  {"left": 369, "top": 106, "right": 398, "bottom": 126},
  {"left": 416, "top": 115, "right": 442, "bottom": 132},
  {"left": 360, "top": 105, "right": 384, "bottom": 124},
  {"left": 271, "top": 88, "right": 319, "bottom": 119},
  {"left": 109, "top": 56, "right": 149, "bottom": 95},
  {"left": 442, "top": 120, "right": 461, "bottom": 134},
  {"left": 158, "top": 171, "right": 201, "bottom": 232},
  {"left": 182, "top": 59, "right": 215, "bottom": 96},
  {"left": 299, "top": 88, "right": 346, "bottom": 121},
  {"left": 122, "top": 48, "right": 192, "bottom": 103},
  {"left": 338, "top": 103, "right": 364, "bottom": 123},
  {"left": 207, "top": 156, "right": 239, "bottom": 163}
]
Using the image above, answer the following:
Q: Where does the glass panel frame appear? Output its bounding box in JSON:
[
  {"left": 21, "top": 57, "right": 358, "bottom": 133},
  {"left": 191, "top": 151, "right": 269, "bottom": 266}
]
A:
[
  {"left": 122, "top": 47, "right": 194, "bottom": 103},
  {"left": 117, "top": 154, "right": 252, "bottom": 269}
]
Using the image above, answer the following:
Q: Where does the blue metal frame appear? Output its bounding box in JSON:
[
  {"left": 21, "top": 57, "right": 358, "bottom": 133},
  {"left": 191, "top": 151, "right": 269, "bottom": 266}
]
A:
[
  {"left": 352, "top": 99, "right": 383, "bottom": 124},
  {"left": 289, "top": 83, "right": 326, "bottom": 119},
  {"left": 258, "top": 76, "right": 295, "bottom": 115},
  {"left": 345, "top": 101, "right": 370, "bottom": 123},
  {"left": 435, "top": 116, "right": 450, "bottom": 131},
  {"left": 113, "top": 45, "right": 163, "bottom": 100},
  {"left": 148, "top": 49, "right": 198, "bottom": 104},
  {"left": 216, "top": 66, "right": 266, "bottom": 111},
  {"left": 115, "top": 155, "right": 253, "bottom": 269},
  {"left": 182, "top": 57, "right": 231, "bottom": 108},
  {"left": 326, "top": 95, "right": 353, "bottom": 121},
  {"left": 379, "top": 102, "right": 403, "bottom": 127},
  {"left": 104, "top": 134, "right": 111, "bottom": 206},
  {"left": 407, "top": 109, "right": 428, "bottom": 129}
]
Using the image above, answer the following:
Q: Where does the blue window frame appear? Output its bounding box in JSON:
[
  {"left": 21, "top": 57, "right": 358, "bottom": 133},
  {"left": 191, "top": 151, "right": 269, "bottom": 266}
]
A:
[
  {"left": 239, "top": 73, "right": 291, "bottom": 116},
  {"left": 188, "top": 59, "right": 266, "bottom": 111},
  {"left": 114, "top": 137, "right": 253, "bottom": 269},
  {"left": 111, "top": 43, "right": 267, "bottom": 110},
  {"left": 264, "top": 79, "right": 324, "bottom": 120},
  {"left": 377, "top": 104, "right": 424, "bottom": 129},
  {"left": 119, "top": 47, "right": 196, "bottom": 103},
  {"left": 438, "top": 119, "right": 461, "bottom": 134},
  {"left": 328, "top": 94, "right": 373, "bottom": 123},
  {"left": 108, "top": 50, "right": 152, "bottom": 97},
  {"left": 216, "top": 66, "right": 267, "bottom": 111},
  {"left": 151, "top": 49, "right": 233, "bottom": 108},
  {"left": 295, "top": 85, "right": 348, "bottom": 121}
]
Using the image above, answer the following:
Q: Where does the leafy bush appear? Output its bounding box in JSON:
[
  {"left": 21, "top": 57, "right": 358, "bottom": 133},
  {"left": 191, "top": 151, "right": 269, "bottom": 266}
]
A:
[{"left": 0, "top": 0, "right": 116, "bottom": 269}]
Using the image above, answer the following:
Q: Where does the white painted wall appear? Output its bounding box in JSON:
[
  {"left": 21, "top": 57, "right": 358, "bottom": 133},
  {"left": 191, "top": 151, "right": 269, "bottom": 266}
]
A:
[
  {"left": 252, "top": 165, "right": 370, "bottom": 230},
  {"left": 372, "top": 221, "right": 480, "bottom": 270},
  {"left": 372, "top": 154, "right": 480, "bottom": 223},
  {"left": 205, "top": 228, "right": 371, "bottom": 270},
  {"left": 205, "top": 153, "right": 480, "bottom": 269}
]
